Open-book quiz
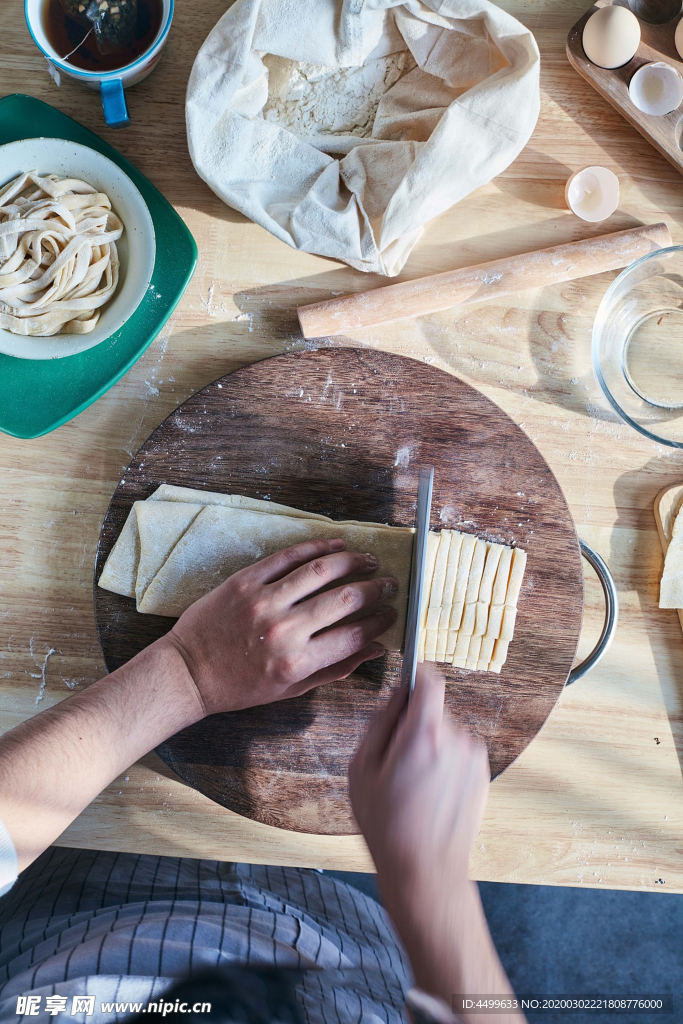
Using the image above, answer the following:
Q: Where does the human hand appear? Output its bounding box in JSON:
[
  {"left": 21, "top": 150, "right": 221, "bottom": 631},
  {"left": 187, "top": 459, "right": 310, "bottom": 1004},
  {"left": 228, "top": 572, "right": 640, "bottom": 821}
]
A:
[
  {"left": 350, "top": 666, "right": 502, "bottom": 1012},
  {"left": 350, "top": 664, "right": 489, "bottom": 891},
  {"left": 165, "top": 537, "right": 398, "bottom": 715}
]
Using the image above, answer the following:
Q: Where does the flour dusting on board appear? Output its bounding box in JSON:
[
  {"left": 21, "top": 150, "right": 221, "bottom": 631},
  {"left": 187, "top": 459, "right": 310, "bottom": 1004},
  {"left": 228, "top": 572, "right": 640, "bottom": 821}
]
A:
[{"left": 393, "top": 446, "right": 413, "bottom": 468}]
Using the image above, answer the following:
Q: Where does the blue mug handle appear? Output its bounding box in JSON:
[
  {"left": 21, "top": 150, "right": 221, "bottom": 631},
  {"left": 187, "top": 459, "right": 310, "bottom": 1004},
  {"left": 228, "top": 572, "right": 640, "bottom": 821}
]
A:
[{"left": 100, "top": 78, "right": 130, "bottom": 129}]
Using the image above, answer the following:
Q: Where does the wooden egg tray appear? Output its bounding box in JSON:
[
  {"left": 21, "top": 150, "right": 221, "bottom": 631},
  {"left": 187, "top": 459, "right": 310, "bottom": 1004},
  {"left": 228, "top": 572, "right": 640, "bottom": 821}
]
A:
[{"left": 567, "top": 0, "right": 683, "bottom": 175}]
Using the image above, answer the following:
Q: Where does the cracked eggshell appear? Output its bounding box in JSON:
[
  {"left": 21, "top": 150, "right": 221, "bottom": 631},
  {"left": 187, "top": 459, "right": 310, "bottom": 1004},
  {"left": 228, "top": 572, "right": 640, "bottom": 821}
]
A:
[
  {"left": 565, "top": 166, "right": 620, "bottom": 223},
  {"left": 629, "top": 61, "right": 683, "bottom": 115},
  {"left": 582, "top": 6, "right": 641, "bottom": 69}
]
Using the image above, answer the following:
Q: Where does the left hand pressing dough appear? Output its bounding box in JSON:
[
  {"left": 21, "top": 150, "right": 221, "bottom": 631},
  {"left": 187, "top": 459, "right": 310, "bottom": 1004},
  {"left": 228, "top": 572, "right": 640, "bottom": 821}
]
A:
[
  {"left": 99, "top": 484, "right": 526, "bottom": 666},
  {"left": 99, "top": 484, "right": 414, "bottom": 651}
]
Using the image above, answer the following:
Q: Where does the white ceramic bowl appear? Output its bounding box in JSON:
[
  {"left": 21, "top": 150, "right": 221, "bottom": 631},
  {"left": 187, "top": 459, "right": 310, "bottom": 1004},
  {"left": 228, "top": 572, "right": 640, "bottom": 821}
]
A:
[{"left": 0, "top": 138, "right": 155, "bottom": 359}]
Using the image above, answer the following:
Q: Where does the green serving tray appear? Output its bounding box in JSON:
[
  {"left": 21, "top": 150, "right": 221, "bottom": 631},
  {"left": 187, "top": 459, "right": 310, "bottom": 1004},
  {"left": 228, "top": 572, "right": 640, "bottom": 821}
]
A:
[{"left": 0, "top": 95, "right": 197, "bottom": 439}]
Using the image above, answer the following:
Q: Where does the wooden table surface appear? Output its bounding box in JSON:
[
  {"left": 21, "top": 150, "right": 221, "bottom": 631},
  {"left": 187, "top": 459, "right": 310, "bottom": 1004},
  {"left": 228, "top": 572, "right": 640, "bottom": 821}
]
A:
[{"left": 2, "top": 0, "right": 683, "bottom": 893}]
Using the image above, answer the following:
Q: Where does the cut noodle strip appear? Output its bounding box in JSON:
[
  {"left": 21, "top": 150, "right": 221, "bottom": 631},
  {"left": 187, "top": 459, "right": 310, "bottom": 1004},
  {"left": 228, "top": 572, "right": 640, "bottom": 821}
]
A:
[{"left": 0, "top": 171, "right": 123, "bottom": 336}]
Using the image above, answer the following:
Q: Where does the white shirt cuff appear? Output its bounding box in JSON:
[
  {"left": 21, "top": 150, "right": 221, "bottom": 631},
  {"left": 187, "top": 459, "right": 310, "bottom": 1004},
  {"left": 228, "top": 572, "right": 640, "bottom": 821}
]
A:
[{"left": 0, "top": 816, "right": 18, "bottom": 895}]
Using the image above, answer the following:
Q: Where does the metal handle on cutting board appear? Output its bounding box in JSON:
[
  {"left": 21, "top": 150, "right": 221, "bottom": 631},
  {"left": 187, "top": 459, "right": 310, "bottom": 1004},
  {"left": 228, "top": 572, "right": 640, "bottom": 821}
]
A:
[{"left": 566, "top": 541, "right": 619, "bottom": 685}]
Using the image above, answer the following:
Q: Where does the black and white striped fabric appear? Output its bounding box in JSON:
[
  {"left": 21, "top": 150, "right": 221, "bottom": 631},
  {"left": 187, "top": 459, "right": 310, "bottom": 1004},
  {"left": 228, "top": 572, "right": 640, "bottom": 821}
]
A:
[{"left": 0, "top": 849, "right": 418, "bottom": 1024}]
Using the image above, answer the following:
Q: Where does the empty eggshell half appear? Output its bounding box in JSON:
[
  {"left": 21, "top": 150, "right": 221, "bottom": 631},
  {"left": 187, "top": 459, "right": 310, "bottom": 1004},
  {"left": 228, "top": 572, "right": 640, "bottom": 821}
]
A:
[
  {"left": 676, "top": 18, "right": 683, "bottom": 61},
  {"left": 629, "top": 61, "right": 683, "bottom": 115},
  {"left": 582, "top": 6, "right": 641, "bottom": 69},
  {"left": 566, "top": 166, "right": 620, "bottom": 223}
]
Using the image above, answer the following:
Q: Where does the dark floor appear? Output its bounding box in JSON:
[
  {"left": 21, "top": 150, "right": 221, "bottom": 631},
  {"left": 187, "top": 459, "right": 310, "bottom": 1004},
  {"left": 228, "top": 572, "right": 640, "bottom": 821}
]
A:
[{"left": 325, "top": 872, "right": 680, "bottom": 1023}]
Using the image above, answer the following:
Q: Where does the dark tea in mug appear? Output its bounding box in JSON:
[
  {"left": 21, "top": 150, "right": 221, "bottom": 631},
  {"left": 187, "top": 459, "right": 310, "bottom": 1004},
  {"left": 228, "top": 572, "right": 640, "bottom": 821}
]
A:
[{"left": 42, "top": 0, "right": 163, "bottom": 73}]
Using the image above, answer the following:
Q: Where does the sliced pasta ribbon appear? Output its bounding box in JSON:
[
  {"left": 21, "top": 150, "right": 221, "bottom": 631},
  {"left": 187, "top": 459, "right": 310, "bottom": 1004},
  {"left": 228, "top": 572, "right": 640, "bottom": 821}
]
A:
[
  {"left": 420, "top": 529, "right": 526, "bottom": 673},
  {"left": 0, "top": 171, "right": 123, "bottom": 336}
]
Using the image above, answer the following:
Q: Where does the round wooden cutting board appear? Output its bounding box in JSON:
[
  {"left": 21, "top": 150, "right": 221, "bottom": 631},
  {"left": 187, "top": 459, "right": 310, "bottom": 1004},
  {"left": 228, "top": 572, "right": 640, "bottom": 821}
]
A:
[{"left": 94, "top": 348, "right": 584, "bottom": 834}]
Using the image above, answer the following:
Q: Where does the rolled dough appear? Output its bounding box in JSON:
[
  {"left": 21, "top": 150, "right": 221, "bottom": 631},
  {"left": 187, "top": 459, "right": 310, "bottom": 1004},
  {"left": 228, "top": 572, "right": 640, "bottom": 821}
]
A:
[
  {"left": 98, "top": 484, "right": 335, "bottom": 599},
  {"left": 99, "top": 486, "right": 527, "bottom": 670},
  {"left": 101, "top": 487, "right": 414, "bottom": 652}
]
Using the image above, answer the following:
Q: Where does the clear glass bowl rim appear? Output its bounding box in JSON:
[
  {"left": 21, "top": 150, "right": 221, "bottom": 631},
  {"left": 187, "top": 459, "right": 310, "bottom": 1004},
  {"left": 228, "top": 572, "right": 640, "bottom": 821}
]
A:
[{"left": 592, "top": 243, "right": 683, "bottom": 449}]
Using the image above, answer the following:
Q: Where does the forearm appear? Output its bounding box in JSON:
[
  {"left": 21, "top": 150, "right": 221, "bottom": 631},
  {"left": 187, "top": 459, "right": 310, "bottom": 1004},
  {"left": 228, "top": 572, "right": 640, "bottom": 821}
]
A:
[
  {"left": 0, "top": 537, "right": 391, "bottom": 875},
  {"left": 381, "top": 876, "right": 524, "bottom": 1024},
  {"left": 0, "top": 637, "right": 203, "bottom": 871}
]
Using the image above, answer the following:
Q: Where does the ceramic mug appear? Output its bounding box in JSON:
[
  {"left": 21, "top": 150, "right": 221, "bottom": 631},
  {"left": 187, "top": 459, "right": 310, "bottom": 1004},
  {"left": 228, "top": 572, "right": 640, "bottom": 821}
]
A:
[{"left": 24, "top": 0, "right": 174, "bottom": 128}]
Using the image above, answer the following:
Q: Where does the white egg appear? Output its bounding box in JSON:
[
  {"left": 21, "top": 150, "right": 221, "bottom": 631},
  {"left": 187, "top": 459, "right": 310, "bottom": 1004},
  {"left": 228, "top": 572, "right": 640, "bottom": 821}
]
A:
[
  {"left": 582, "top": 5, "right": 641, "bottom": 69},
  {"left": 676, "top": 17, "right": 683, "bottom": 61}
]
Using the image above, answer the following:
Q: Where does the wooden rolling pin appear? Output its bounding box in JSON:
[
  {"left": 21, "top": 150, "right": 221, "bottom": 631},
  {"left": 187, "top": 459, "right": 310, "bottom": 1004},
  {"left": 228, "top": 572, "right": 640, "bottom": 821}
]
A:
[{"left": 297, "top": 222, "right": 672, "bottom": 339}]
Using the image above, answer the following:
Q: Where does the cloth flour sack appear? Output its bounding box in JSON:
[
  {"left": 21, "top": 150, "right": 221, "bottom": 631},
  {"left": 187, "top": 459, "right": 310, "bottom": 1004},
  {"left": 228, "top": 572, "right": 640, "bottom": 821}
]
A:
[{"left": 186, "top": 0, "right": 540, "bottom": 276}]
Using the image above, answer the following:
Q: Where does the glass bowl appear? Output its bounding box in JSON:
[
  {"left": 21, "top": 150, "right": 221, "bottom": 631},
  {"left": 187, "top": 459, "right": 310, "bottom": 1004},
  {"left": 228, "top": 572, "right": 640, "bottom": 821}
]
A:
[{"left": 593, "top": 245, "right": 683, "bottom": 447}]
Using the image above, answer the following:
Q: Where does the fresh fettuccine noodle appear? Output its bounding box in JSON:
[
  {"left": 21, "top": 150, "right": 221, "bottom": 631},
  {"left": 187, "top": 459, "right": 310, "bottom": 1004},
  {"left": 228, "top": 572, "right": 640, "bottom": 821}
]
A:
[{"left": 0, "top": 171, "right": 123, "bottom": 336}]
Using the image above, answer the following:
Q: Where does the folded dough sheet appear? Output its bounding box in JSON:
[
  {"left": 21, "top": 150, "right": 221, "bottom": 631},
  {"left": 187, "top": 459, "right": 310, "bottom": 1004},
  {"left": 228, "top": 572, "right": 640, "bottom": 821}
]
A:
[{"left": 99, "top": 484, "right": 414, "bottom": 651}]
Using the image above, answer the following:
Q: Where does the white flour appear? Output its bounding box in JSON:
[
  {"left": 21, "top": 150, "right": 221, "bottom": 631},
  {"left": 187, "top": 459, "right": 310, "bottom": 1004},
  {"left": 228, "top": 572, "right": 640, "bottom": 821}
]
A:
[
  {"left": 262, "top": 51, "right": 415, "bottom": 138},
  {"left": 187, "top": 0, "right": 540, "bottom": 274}
]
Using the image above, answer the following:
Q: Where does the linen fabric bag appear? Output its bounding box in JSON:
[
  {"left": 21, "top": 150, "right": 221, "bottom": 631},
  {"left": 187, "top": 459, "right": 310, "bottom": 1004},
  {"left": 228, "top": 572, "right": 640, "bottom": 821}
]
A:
[{"left": 186, "top": 0, "right": 540, "bottom": 276}]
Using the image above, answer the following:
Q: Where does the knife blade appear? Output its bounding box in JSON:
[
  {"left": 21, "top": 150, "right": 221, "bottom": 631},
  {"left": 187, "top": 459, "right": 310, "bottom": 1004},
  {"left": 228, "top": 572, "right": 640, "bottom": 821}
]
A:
[{"left": 400, "top": 466, "right": 434, "bottom": 696}]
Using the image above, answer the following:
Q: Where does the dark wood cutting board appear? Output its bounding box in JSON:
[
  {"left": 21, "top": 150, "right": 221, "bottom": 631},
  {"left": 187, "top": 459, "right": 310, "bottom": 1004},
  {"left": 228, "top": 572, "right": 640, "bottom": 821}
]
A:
[{"left": 94, "top": 348, "right": 584, "bottom": 835}]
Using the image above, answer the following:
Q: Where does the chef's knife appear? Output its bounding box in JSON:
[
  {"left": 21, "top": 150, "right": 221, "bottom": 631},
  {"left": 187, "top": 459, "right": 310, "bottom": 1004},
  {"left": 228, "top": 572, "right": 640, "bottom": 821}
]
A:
[{"left": 400, "top": 466, "right": 434, "bottom": 696}]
